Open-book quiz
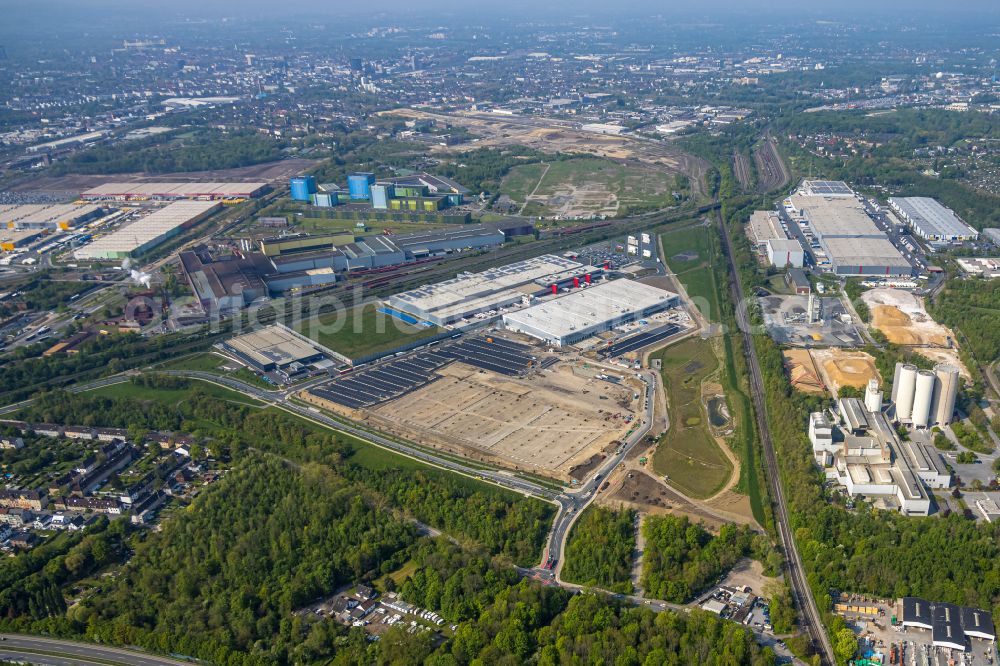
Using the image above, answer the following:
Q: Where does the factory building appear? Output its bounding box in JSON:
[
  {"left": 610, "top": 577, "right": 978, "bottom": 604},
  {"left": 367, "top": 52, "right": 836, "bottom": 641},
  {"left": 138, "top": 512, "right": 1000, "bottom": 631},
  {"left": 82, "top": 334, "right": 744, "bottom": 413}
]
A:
[
  {"left": 890, "top": 361, "right": 960, "bottom": 427},
  {"left": 888, "top": 197, "right": 978, "bottom": 242},
  {"left": 179, "top": 249, "right": 270, "bottom": 311},
  {"left": 786, "top": 183, "right": 911, "bottom": 276},
  {"left": 901, "top": 598, "right": 995, "bottom": 651},
  {"left": 347, "top": 173, "right": 375, "bottom": 200},
  {"left": 808, "top": 390, "right": 951, "bottom": 517},
  {"left": 290, "top": 176, "right": 317, "bottom": 202},
  {"left": 392, "top": 225, "right": 505, "bottom": 258},
  {"left": 371, "top": 183, "right": 393, "bottom": 209},
  {"left": 765, "top": 238, "right": 804, "bottom": 268},
  {"left": 73, "top": 200, "right": 220, "bottom": 260},
  {"left": 388, "top": 254, "right": 601, "bottom": 327},
  {"left": 222, "top": 324, "right": 338, "bottom": 383},
  {"left": 340, "top": 236, "right": 406, "bottom": 270},
  {"left": 259, "top": 233, "right": 355, "bottom": 257},
  {"left": 0, "top": 203, "right": 104, "bottom": 231},
  {"left": 501, "top": 279, "right": 680, "bottom": 348},
  {"left": 80, "top": 182, "right": 268, "bottom": 201},
  {"left": 747, "top": 210, "right": 786, "bottom": 249}
]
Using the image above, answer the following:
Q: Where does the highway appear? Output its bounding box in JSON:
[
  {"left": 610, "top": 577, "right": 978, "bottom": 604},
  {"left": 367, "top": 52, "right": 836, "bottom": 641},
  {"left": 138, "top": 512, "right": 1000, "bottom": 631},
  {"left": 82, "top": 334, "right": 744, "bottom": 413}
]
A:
[
  {"left": 718, "top": 213, "right": 836, "bottom": 665},
  {"left": 0, "top": 634, "right": 192, "bottom": 666}
]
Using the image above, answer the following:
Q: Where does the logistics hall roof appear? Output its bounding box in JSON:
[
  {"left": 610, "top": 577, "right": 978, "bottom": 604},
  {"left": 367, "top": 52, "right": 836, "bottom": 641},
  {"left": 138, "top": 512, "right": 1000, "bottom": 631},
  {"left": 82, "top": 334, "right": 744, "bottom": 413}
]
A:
[
  {"left": 821, "top": 237, "right": 910, "bottom": 267},
  {"left": 889, "top": 197, "right": 977, "bottom": 239},
  {"left": 74, "top": 200, "right": 218, "bottom": 257},
  {"left": 788, "top": 195, "right": 883, "bottom": 238},
  {"left": 502, "top": 279, "right": 677, "bottom": 340},
  {"left": 81, "top": 182, "right": 267, "bottom": 199}
]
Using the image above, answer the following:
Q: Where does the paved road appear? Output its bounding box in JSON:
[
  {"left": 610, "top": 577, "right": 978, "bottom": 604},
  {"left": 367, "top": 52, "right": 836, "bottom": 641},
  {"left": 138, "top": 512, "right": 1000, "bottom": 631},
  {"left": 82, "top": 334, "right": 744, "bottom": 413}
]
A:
[
  {"left": 718, "top": 213, "right": 835, "bottom": 666},
  {"left": 0, "top": 634, "right": 191, "bottom": 666},
  {"left": 536, "top": 368, "right": 658, "bottom": 578}
]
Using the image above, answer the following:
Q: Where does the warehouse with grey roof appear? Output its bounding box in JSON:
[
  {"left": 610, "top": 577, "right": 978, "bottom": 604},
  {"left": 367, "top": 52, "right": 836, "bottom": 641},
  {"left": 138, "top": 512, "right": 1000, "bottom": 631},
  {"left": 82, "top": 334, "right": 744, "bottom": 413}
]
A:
[{"left": 888, "top": 197, "right": 978, "bottom": 242}]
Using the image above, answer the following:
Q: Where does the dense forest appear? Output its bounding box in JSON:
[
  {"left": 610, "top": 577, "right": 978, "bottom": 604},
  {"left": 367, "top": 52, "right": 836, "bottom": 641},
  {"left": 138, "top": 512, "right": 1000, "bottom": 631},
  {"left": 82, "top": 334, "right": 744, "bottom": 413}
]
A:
[
  {"left": 50, "top": 130, "right": 287, "bottom": 175},
  {"left": 560, "top": 506, "right": 636, "bottom": 594},
  {"left": 18, "top": 381, "right": 554, "bottom": 565},
  {"left": 641, "top": 515, "right": 760, "bottom": 603},
  {"left": 82, "top": 456, "right": 416, "bottom": 665},
  {"left": 929, "top": 276, "right": 1000, "bottom": 365},
  {"left": 0, "top": 380, "right": 781, "bottom": 665}
]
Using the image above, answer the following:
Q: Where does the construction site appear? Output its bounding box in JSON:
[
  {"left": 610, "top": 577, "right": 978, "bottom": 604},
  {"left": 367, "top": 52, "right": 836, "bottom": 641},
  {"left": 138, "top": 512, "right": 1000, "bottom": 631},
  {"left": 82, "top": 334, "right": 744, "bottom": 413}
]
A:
[
  {"left": 861, "top": 288, "right": 967, "bottom": 372},
  {"left": 759, "top": 293, "right": 864, "bottom": 347},
  {"left": 299, "top": 333, "right": 646, "bottom": 479}
]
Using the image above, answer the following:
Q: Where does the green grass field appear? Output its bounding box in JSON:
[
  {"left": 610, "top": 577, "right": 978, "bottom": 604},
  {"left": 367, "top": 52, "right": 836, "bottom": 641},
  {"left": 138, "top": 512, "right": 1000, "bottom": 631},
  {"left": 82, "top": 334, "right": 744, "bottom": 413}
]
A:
[
  {"left": 660, "top": 225, "right": 721, "bottom": 321},
  {"left": 295, "top": 302, "right": 442, "bottom": 360},
  {"left": 650, "top": 337, "right": 733, "bottom": 499},
  {"left": 501, "top": 158, "right": 677, "bottom": 217},
  {"left": 86, "top": 378, "right": 265, "bottom": 408}
]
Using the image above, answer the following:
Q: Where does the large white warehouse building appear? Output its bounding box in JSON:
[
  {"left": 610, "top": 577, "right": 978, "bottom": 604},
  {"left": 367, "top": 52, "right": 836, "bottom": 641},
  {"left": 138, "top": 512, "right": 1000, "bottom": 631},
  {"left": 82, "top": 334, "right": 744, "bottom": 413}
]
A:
[
  {"left": 73, "top": 200, "right": 220, "bottom": 260},
  {"left": 786, "top": 182, "right": 911, "bottom": 276},
  {"left": 888, "top": 197, "right": 978, "bottom": 242},
  {"left": 502, "top": 279, "right": 679, "bottom": 347}
]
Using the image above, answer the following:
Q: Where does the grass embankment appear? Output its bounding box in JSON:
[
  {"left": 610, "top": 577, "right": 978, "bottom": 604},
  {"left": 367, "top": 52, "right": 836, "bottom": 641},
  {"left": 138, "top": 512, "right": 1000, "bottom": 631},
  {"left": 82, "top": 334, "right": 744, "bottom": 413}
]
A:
[{"left": 650, "top": 337, "right": 733, "bottom": 499}]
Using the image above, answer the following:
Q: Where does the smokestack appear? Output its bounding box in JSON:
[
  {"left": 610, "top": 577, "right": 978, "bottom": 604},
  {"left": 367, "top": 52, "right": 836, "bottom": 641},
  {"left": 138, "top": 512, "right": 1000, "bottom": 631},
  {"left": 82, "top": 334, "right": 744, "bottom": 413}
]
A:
[
  {"left": 573, "top": 277, "right": 580, "bottom": 288},
  {"left": 585, "top": 273, "right": 592, "bottom": 284},
  {"left": 551, "top": 284, "right": 558, "bottom": 295}
]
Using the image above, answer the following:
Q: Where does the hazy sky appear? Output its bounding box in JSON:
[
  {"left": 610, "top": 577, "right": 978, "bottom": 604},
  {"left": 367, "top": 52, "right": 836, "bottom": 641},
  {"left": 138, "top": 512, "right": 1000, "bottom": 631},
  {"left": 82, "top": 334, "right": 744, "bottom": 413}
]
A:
[{"left": 6, "top": 0, "right": 1000, "bottom": 19}]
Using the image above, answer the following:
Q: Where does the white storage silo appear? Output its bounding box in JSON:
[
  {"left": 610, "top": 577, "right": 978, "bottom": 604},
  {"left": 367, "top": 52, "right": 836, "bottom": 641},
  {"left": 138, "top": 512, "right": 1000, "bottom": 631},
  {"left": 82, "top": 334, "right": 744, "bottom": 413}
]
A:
[
  {"left": 932, "top": 363, "right": 960, "bottom": 426},
  {"left": 864, "top": 378, "right": 883, "bottom": 414},
  {"left": 892, "top": 363, "right": 918, "bottom": 422},
  {"left": 912, "top": 369, "right": 936, "bottom": 428}
]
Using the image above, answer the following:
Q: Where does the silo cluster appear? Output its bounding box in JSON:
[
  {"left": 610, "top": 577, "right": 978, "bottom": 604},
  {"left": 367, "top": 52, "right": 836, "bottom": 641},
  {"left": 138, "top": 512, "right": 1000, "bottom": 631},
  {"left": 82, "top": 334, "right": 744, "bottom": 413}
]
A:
[{"left": 890, "top": 362, "right": 960, "bottom": 427}]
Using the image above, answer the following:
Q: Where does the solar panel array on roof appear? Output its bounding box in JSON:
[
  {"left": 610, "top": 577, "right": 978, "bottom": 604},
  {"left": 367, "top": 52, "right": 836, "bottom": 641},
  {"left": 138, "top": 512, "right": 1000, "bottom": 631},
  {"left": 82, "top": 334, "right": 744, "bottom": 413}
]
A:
[
  {"left": 602, "top": 324, "right": 682, "bottom": 357},
  {"left": 801, "top": 180, "right": 854, "bottom": 196},
  {"left": 308, "top": 336, "right": 537, "bottom": 410}
]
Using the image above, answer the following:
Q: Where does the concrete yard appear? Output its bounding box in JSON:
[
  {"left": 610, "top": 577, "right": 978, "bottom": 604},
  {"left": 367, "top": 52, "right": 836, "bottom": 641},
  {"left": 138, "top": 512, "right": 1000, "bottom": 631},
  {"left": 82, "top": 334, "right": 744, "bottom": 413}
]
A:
[
  {"left": 369, "top": 360, "right": 641, "bottom": 477},
  {"left": 758, "top": 294, "right": 863, "bottom": 347}
]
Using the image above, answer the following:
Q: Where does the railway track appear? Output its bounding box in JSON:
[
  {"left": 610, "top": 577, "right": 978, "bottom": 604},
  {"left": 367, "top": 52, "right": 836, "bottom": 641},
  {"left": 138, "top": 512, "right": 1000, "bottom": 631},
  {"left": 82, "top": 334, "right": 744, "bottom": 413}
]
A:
[
  {"left": 717, "top": 212, "right": 835, "bottom": 665},
  {"left": 753, "top": 134, "right": 790, "bottom": 194}
]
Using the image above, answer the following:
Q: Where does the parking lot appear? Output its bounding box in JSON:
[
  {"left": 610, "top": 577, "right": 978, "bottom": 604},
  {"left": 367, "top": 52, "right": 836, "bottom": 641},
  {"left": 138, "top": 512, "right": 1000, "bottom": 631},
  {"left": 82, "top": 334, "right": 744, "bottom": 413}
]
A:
[
  {"left": 601, "top": 323, "right": 683, "bottom": 357},
  {"left": 307, "top": 335, "right": 538, "bottom": 410}
]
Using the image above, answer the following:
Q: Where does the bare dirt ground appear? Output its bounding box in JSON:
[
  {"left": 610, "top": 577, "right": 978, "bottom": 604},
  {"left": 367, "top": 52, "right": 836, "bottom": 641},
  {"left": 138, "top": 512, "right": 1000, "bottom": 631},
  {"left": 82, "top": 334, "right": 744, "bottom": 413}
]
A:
[
  {"left": 599, "top": 468, "right": 757, "bottom": 532},
  {"left": 385, "top": 109, "right": 710, "bottom": 200},
  {"left": 6, "top": 158, "right": 319, "bottom": 193},
  {"left": 810, "top": 348, "right": 880, "bottom": 396},
  {"left": 367, "top": 361, "right": 640, "bottom": 478},
  {"left": 719, "top": 558, "right": 782, "bottom": 595},
  {"left": 861, "top": 288, "right": 968, "bottom": 373},
  {"left": 782, "top": 349, "right": 827, "bottom": 394}
]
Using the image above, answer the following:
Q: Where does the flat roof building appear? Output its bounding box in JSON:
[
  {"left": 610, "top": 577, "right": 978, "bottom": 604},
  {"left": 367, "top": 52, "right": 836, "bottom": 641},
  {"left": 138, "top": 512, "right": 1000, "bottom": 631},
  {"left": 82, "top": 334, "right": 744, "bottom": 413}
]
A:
[
  {"left": 766, "top": 238, "right": 804, "bottom": 268},
  {"left": 820, "top": 237, "right": 913, "bottom": 276},
  {"left": 787, "top": 189, "right": 911, "bottom": 276},
  {"left": 81, "top": 182, "right": 267, "bottom": 201},
  {"left": 0, "top": 203, "right": 104, "bottom": 231},
  {"left": 748, "top": 210, "right": 786, "bottom": 247},
  {"left": 73, "top": 201, "right": 220, "bottom": 260},
  {"left": 389, "top": 254, "right": 600, "bottom": 327},
  {"left": 888, "top": 197, "right": 978, "bottom": 242},
  {"left": 502, "top": 279, "right": 679, "bottom": 348},
  {"left": 222, "top": 324, "right": 329, "bottom": 373}
]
